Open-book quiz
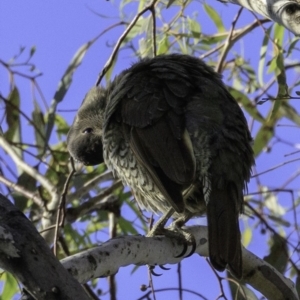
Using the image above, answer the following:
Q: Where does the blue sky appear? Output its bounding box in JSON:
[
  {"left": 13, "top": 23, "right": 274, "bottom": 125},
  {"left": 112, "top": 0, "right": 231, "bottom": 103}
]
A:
[{"left": 1, "top": 1, "right": 300, "bottom": 299}]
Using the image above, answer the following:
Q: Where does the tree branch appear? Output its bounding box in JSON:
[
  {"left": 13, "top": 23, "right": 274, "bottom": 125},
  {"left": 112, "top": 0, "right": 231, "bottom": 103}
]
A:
[
  {"left": 219, "top": 0, "right": 300, "bottom": 35},
  {"left": 0, "top": 193, "right": 298, "bottom": 299},
  {"left": 62, "top": 227, "right": 298, "bottom": 300},
  {"left": 0, "top": 194, "right": 89, "bottom": 300}
]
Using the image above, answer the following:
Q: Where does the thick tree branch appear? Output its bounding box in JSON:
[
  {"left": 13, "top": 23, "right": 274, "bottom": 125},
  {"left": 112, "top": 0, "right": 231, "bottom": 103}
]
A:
[
  {"left": 62, "top": 227, "right": 298, "bottom": 300},
  {"left": 219, "top": 0, "right": 300, "bottom": 35},
  {"left": 0, "top": 194, "right": 89, "bottom": 300},
  {"left": 0, "top": 193, "right": 298, "bottom": 300}
]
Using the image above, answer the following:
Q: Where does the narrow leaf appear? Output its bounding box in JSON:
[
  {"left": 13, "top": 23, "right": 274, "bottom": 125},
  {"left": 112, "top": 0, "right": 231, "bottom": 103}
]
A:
[
  {"left": 264, "top": 234, "right": 288, "bottom": 274},
  {"left": 4, "top": 87, "right": 22, "bottom": 160},
  {"left": 203, "top": 4, "right": 225, "bottom": 32},
  {"left": 229, "top": 87, "right": 265, "bottom": 123},
  {"left": 32, "top": 99, "right": 46, "bottom": 156},
  {"left": 45, "top": 39, "right": 95, "bottom": 146}
]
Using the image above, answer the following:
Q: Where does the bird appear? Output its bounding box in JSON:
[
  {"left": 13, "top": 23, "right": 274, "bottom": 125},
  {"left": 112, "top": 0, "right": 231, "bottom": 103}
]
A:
[{"left": 67, "top": 54, "right": 254, "bottom": 279}]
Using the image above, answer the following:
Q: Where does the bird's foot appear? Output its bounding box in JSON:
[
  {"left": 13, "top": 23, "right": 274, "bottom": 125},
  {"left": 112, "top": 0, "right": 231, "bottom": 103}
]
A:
[
  {"left": 148, "top": 225, "right": 196, "bottom": 258},
  {"left": 146, "top": 208, "right": 174, "bottom": 237},
  {"left": 166, "top": 223, "right": 196, "bottom": 258},
  {"left": 146, "top": 209, "right": 196, "bottom": 258}
]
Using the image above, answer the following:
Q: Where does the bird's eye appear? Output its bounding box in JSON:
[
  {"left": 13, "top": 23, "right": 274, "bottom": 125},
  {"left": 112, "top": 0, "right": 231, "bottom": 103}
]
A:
[{"left": 83, "top": 128, "right": 93, "bottom": 134}]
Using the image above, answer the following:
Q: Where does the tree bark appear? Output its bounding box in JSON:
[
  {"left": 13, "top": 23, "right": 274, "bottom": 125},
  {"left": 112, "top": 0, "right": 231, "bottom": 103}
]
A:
[
  {"left": 219, "top": 0, "right": 300, "bottom": 35},
  {"left": 0, "top": 193, "right": 298, "bottom": 300},
  {"left": 61, "top": 228, "right": 299, "bottom": 300},
  {"left": 0, "top": 194, "right": 89, "bottom": 300}
]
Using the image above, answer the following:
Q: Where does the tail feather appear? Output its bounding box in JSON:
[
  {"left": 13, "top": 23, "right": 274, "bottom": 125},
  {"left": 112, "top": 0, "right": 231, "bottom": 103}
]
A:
[{"left": 207, "top": 185, "right": 242, "bottom": 278}]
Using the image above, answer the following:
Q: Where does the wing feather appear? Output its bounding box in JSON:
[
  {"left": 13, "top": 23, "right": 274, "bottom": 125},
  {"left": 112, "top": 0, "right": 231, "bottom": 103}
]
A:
[{"left": 115, "top": 57, "right": 197, "bottom": 213}]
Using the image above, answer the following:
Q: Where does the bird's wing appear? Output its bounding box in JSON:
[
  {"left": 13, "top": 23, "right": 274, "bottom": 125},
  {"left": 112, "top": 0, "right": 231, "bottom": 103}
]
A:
[{"left": 110, "top": 57, "right": 198, "bottom": 213}]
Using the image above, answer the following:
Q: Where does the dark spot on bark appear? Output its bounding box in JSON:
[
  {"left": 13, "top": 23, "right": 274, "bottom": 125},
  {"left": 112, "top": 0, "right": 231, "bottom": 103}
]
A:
[
  {"left": 87, "top": 255, "right": 97, "bottom": 270},
  {"left": 244, "top": 268, "right": 256, "bottom": 278},
  {"left": 199, "top": 238, "right": 207, "bottom": 245},
  {"left": 67, "top": 267, "right": 78, "bottom": 276}
]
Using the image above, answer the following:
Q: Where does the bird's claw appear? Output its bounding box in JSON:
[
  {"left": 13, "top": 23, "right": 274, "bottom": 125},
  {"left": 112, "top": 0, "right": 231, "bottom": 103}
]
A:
[
  {"left": 148, "top": 265, "right": 162, "bottom": 276},
  {"left": 159, "top": 264, "right": 171, "bottom": 270},
  {"left": 174, "top": 236, "right": 196, "bottom": 258}
]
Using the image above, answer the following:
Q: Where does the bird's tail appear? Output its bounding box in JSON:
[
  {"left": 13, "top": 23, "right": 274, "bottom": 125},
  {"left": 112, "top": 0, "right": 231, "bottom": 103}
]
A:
[{"left": 207, "top": 184, "right": 242, "bottom": 279}]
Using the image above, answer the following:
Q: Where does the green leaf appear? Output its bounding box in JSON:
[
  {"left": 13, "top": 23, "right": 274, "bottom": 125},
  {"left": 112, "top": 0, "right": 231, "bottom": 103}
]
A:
[
  {"left": 187, "top": 17, "right": 201, "bottom": 44},
  {"left": 32, "top": 99, "right": 46, "bottom": 156},
  {"left": 157, "top": 35, "right": 170, "bottom": 55},
  {"left": 268, "top": 49, "right": 286, "bottom": 124},
  {"left": 53, "top": 41, "right": 94, "bottom": 104},
  {"left": 105, "top": 53, "right": 117, "bottom": 83},
  {"left": 1, "top": 272, "right": 18, "bottom": 300},
  {"left": 201, "top": 33, "right": 227, "bottom": 45},
  {"left": 242, "top": 226, "right": 252, "bottom": 247},
  {"left": 64, "top": 224, "right": 91, "bottom": 253},
  {"left": 45, "top": 39, "right": 95, "bottom": 146},
  {"left": 203, "top": 4, "right": 225, "bottom": 33},
  {"left": 258, "top": 26, "right": 272, "bottom": 87},
  {"left": 166, "top": 0, "right": 176, "bottom": 8},
  {"left": 118, "top": 217, "right": 139, "bottom": 235},
  {"left": 13, "top": 171, "right": 37, "bottom": 211},
  {"left": 279, "top": 102, "right": 300, "bottom": 126},
  {"left": 286, "top": 37, "right": 300, "bottom": 57},
  {"left": 273, "top": 22, "right": 285, "bottom": 46},
  {"left": 229, "top": 87, "right": 264, "bottom": 123},
  {"left": 253, "top": 121, "right": 274, "bottom": 157},
  {"left": 264, "top": 234, "right": 288, "bottom": 274},
  {"left": 4, "top": 87, "right": 22, "bottom": 160},
  {"left": 138, "top": 0, "right": 147, "bottom": 11},
  {"left": 264, "top": 188, "right": 285, "bottom": 216},
  {"left": 55, "top": 114, "right": 69, "bottom": 139},
  {"left": 139, "top": 16, "right": 154, "bottom": 57},
  {"left": 4, "top": 87, "right": 20, "bottom": 141}
]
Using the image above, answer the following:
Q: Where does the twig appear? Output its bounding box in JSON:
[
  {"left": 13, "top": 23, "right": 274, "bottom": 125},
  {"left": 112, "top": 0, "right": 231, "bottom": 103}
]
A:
[
  {"left": 177, "top": 262, "right": 183, "bottom": 300},
  {"left": 252, "top": 157, "right": 300, "bottom": 177},
  {"left": 150, "top": 4, "right": 157, "bottom": 57},
  {"left": 65, "top": 180, "right": 123, "bottom": 223},
  {"left": 199, "top": 19, "right": 270, "bottom": 61},
  {"left": 216, "top": 7, "right": 243, "bottom": 73},
  {"left": 0, "top": 136, "right": 56, "bottom": 195},
  {"left": 53, "top": 157, "right": 76, "bottom": 256},
  {"left": 67, "top": 170, "right": 114, "bottom": 202},
  {"left": 95, "top": 0, "right": 159, "bottom": 86},
  {"left": 0, "top": 174, "right": 44, "bottom": 207}
]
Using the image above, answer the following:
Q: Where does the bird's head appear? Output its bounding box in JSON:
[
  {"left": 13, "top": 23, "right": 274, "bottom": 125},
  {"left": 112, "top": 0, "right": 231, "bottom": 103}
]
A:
[{"left": 67, "top": 87, "right": 107, "bottom": 166}]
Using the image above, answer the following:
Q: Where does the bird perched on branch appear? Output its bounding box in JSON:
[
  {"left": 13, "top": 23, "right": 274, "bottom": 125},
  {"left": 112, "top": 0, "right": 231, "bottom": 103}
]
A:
[{"left": 67, "top": 54, "right": 254, "bottom": 279}]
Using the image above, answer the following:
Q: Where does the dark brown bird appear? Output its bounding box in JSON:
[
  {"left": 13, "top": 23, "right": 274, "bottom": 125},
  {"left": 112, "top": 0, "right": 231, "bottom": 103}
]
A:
[{"left": 67, "top": 54, "right": 254, "bottom": 278}]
